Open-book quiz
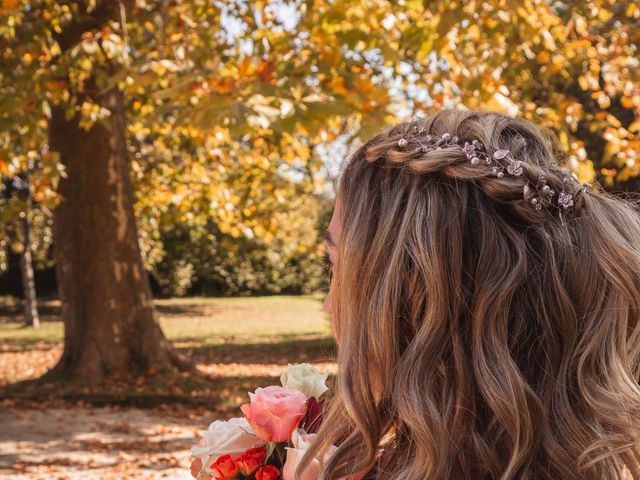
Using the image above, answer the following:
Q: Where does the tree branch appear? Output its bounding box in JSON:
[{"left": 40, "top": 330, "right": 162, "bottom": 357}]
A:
[{"left": 53, "top": 0, "right": 137, "bottom": 53}]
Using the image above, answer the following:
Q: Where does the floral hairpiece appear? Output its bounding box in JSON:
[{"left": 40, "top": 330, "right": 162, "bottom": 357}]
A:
[{"left": 396, "top": 124, "right": 591, "bottom": 219}]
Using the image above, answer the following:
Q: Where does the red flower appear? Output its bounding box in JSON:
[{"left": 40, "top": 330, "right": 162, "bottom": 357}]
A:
[
  {"left": 235, "top": 446, "right": 267, "bottom": 475},
  {"left": 255, "top": 465, "right": 281, "bottom": 480},
  {"left": 211, "top": 454, "right": 239, "bottom": 480},
  {"left": 300, "top": 397, "right": 324, "bottom": 434}
]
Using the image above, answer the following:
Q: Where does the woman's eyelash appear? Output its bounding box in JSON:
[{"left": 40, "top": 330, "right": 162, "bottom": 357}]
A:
[{"left": 323, "top": 253, "right": 333, "bottom": 270}]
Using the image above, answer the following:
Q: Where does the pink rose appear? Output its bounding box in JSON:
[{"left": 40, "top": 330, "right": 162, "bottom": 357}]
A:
[
  {"left": 240, "top": 386, "right": 307, "bottom": 442},
  {"left": 282, "top": 430, "right": 336, "bottom": 480},
  {"left": 283, "top": 430, "right": 373, "bottom": 480}
]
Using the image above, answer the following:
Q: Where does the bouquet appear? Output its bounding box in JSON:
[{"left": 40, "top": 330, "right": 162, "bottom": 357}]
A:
[{"left": 190, "top": 363, "right": 362, "bottom": 480}]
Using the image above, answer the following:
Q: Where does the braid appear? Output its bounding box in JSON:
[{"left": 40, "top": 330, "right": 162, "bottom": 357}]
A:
[{"left": 364, "top": 113, "right": 590, "bottom": 224}]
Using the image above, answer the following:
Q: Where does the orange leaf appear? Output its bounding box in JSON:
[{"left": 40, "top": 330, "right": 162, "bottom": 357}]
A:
[
  {"left": 256, "top": 60, "right": 275, "bottom": 84},
  {"left": 210, "top": 76, "right": 236, "bottom": 94}
]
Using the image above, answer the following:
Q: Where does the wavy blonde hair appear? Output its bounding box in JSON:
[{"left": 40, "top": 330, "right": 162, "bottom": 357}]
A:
[{"left": 300, "top": 110, "right": 640, "bottom": 479}]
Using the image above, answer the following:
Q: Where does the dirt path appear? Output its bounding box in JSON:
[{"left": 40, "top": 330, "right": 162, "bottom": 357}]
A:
[{"left": 0, "top": 405, "right": 208, "bottom": 479}]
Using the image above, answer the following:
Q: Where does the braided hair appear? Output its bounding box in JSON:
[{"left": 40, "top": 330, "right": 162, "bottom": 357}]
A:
[{"left": 364, "top": 112, "right": 590, "bottom": 224}]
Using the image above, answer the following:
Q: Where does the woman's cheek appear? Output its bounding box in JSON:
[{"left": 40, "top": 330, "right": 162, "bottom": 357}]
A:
[{"left": 323, "top": 287, "right": 332, "bottom": 315}]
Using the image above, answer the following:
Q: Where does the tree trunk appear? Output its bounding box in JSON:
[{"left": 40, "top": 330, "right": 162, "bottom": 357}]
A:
[
  {"left": 48, "top": 84, "right": 186, "bottom": 383},
  {"left": 20, "top": 215, "right": 40, "bottom": 328}
]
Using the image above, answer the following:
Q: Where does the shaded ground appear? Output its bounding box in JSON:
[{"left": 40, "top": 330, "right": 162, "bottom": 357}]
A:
[
  {"left": 0, "top": 404, "right": 200, "bottom": 479},
  {"left": 0, "top": 296, "right": 336, "bottom": 479}
]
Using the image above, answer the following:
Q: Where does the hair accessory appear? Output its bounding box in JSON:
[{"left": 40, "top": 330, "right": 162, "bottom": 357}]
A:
[
  {"left": 395, "top": 124, "right": 590, "bottom": 218},
  {"left": 524, "top": 174, "right": 557, "bottom": 211},
  {"left": 558, "top": 191, "right": 574, "bottom": 209}
]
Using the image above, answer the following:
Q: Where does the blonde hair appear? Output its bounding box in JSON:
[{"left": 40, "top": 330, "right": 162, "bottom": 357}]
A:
[{"left": 302, "top": 110, "right": 640, "bottom": 479}]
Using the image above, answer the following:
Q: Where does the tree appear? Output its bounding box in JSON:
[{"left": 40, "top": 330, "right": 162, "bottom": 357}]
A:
[
  {"left": 19, "top": 219, "right": 39, "bottom": 328},
  {"left": 375, "top": 0, "right": 640, "bottom": 191},
  {"left": 160, "top": 0, "right": 638, "bottom": 193},
  {"left": 0, "top": 174, "right": 42, "bottom": 327},
  {"left": 49, "top": 2, "right": 192, "bottom": 381},
  {"left": 49, "top": 82, "right": 186, "bottom": 380},
  {"left": 18, "top": 176, "right": 39, "bottom": 328},
  {"left": 1, "top": 1, "right": 188, "bottom": 382}
]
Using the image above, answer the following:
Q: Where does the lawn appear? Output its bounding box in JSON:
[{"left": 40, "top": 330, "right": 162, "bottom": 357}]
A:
[
  {"left": 0, "top": 295, "right": 331, "bottom": 348},
  {"left": 0, "top": 295, "right": 336, "bottom": 406}
]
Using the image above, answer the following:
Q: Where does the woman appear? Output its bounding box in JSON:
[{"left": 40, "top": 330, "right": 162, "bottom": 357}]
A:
[{"left": 301, "top": 110, "right": 640, "bottom": 479}]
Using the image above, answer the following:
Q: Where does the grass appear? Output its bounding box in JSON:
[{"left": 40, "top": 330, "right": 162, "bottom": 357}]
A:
[
  {"left": 0, "top": 295, "right": 331, "bottom": 349},
  {"left": 0, "top": 295, "right": 336, "bottom": 408},
  {"left": 0, "top": 322, "right": 63, "bottom": 346},
  {"left": 159, "top": 295, "right": 330, "bottom": 345}
]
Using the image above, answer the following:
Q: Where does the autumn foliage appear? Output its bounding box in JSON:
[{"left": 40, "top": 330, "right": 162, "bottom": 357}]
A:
[{"left": 1, "top": 0, "right": 639, "bottom": 293}]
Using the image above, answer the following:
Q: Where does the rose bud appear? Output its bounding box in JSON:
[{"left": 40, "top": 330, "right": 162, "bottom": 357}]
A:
[
  {"left": 211, "top": 454, "right": 239, "bottom": 480},
  {"left": 255, "top": 465, "right": 282, "bottom": 480},
  {"left": 235, "top": 446, "right": 267, "bottom": 475}
]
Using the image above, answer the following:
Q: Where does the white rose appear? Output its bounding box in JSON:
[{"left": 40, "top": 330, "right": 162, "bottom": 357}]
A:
[
  {"left": 280, "top": 363, "right": 329, "bottom": 399},
  {"left": 191, "top": 417, "right": 262, "bottom": 471}
]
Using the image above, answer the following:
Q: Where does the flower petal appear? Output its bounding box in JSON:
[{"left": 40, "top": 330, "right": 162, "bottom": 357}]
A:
[{"left": 493, "top": 149, "right": 509, "bottom": 159}]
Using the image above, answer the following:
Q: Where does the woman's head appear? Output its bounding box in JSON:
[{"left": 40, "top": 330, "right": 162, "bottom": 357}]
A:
[{"left": 309, "top": 110, "right": 640, "bottom": 479}]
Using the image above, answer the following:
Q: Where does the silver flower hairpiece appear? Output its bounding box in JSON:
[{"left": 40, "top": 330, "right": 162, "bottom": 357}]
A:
[{"left": 395, "top": 124, "right": 591, "bottom": 219}]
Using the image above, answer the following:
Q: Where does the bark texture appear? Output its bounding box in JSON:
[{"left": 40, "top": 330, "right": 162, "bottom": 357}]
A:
[{"left": 48, "top": 85, "right": 184, "bottom": 383}]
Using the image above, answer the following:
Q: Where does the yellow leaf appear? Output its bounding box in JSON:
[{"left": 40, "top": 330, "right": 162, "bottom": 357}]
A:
[
  {"left": 467, "top": 24, "right": 480, "bottom": 41},
  {"left": 574, "top": 17, "right": 587, "bottom": 35},
  {"left": 536, "top": 51, "right": 550, "bottom": 63},
  {"left": 238, "top": 58, "right": 256, "bottom": 78},
  {"left": 606, "top": 114, "right": 621, "bottom": 128},
  {"left": 577, "top": 76, "right": 588, "bottom": 90},
  {"left": 50, "top": 41, "right": 61, "bottom": 56},
  {"left": 330, "top": 77, "right": 348, "bottom": 96},
  {"left": 406, "top": 0, "right": 424, "bottom": 13},
  {"left": 597, "top": 8, "right": 613, "bottom": 22},
  {"left": 42, "top": 100, "right": 51, "bottom": 119}
]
